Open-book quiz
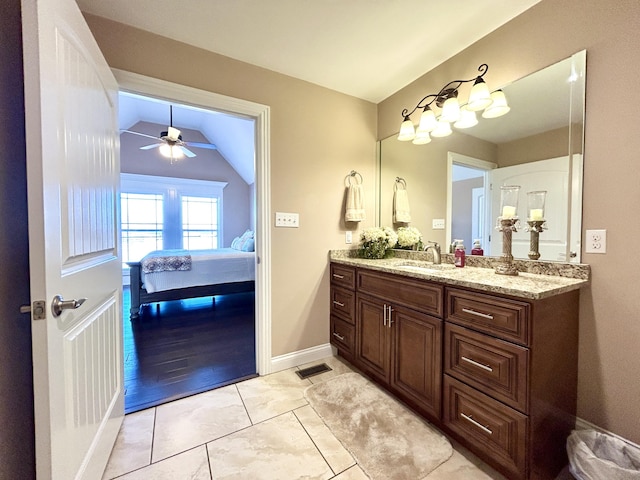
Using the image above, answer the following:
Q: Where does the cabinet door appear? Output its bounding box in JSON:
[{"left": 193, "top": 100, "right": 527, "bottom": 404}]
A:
[
  {"left": 356, "top": 294, "right": 390, "bottom": 383},
  {"left": 391, "top": 306, "right": 442, "bottom": 420}
]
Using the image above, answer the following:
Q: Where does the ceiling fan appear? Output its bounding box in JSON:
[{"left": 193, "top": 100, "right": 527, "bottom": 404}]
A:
[{"left": 122, "top": 105, "right": 217, "bottom": 159}]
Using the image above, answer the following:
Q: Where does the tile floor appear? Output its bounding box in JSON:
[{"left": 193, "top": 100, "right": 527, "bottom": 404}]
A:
[{"left": 103, "top": 355, "right": 567, "bottom": 480}]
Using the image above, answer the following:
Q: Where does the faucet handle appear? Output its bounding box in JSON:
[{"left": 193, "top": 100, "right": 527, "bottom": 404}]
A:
[{"left": 427, "top": 240, "right": 440, "bottom": 250}]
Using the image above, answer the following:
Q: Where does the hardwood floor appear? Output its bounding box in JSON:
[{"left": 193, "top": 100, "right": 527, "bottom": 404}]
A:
[{"left": 123, "top": 287, "right": 257, "bottom": 413}]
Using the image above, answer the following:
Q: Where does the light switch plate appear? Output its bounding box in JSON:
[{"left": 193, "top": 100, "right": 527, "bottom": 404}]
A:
[
  {"left": 345, "top": 231, "right": 353, "bottom": 244},
  {"left": 275, "top": 212, "right": 299, "bottom": 227},
  {"left": 432, "top": 219, "right": 445, "bottom": 230}
]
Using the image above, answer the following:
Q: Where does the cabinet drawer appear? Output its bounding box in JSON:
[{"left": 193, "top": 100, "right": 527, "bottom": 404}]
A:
[
  {"left": 445, "top": 323, "right": 529, "bottom": 413},
  {"left": 446, "top": 288, "right": 530, "bottom": 346},
  {"left": 330, "top": 315, "right": 355, "bottom": 355},
  {"left": 358, "top": 269, "right": 443, "bottom": 317},
  {"left": 443, "top": 375, "right": 528, "bottom": 479},
  {"left": 330, "top": 263, "right": 356, "bottom": 289},
  {"left": 330, "top": 286, "right": 355, "bottom": 324}
]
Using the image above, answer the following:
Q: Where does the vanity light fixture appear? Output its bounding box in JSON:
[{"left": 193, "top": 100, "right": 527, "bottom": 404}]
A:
[{"left": 398, "top": 64, "right": 510, "bottom": 144}]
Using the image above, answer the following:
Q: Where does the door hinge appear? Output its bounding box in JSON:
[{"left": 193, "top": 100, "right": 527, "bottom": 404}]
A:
[{"left": 20, "top": 300, "right": 46, "bottom": 320}]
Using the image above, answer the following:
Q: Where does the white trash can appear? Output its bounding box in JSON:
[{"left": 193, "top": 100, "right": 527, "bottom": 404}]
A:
[{"left": 567, "top": 429, "right": 640, "bottom": 479}]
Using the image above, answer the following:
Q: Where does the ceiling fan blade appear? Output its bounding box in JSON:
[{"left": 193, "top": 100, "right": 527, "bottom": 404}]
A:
[
  {"left": 122, "top": 130, "right": 159, "bottom": 140},
  {"left": 186, "top": 141, "right": 217, "bottom": 150},
  {"left": 180, "top": 146, "right": 197, "bottom": 158},
  {"left": 140, "top": 143, "right": 163, "bottom": 150}
]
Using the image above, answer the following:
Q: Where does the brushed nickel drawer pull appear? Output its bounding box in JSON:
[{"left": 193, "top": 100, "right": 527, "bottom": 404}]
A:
[
  {"left": 388, "top": 305, "right": 394, "bottom": 327},
  {"left": 383, "top": 303, "right": 387, "bottom": 326},
  {"left": 461, "top": 356, "right": 494, "bottom": 372},
  {"left": 461, "top": 308, "right": 494, "bottom": 320},
  {"left": 461, "top": 413, "right": 493, "bottom": 435},
  {"left": 332, "top": 332, "right": 346, "bottom": 341},
  {"left": 332, "top": 274, "right": 345, "bottom": 279},
  {"left": 332, "top": 300, "right": 345, "bottom": 307}
]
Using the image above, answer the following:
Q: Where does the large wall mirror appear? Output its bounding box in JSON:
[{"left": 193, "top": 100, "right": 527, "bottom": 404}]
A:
[{"left": 378, "top": 50, "right": 586, "bottom": 262}]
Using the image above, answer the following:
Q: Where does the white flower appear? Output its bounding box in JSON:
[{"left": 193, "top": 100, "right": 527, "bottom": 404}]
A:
[{"left": 396, "top": 226, "right": 422, "bottom": 247}]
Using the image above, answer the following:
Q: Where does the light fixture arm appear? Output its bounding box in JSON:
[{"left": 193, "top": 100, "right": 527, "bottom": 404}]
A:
[{"left": 400, "top": 64, "right": 489, "bottom": 119}]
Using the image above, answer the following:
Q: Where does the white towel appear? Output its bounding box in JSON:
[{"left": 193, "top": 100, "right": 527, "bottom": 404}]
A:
[
  {"left": 393, "top": 188, "right": 411, "bottom": 223},
  {"left": 345, "top": 184, "right": 366, "bottom": 222}
]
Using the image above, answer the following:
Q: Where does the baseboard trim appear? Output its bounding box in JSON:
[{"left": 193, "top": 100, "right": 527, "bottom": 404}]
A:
[
  {"left": 270, "top": 343, "right": 334, "bottom": 373},
  {"left": 575, "top": 417, "right": 640, "bottom": 449}
]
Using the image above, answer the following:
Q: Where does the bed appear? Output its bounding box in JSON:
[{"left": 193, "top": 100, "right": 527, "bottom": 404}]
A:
[{"left": 127, "top": 248, "right": 255, "bottom": 319}]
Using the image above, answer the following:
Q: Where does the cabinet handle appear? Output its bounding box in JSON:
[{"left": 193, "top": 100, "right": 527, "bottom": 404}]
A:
[
  {"left": 461, "top": 356, "right": 493, "bottom": 372},
  {"left": 332, "top": 300, "right": 345, "bottom": 307},
  {"left": 461, "top": 413, "right": 493, "bottom": 435},
  {"left": 332, "top": 273, "right": 345, "bottom": 279},
  {"left": 332, "top": 332, "right": 346, "bottom": 341},
  {"left": 461, "top": 308, "right": 494, "bottom": 320},
  {"left": 383, "top": 303, "right": 387, "bottom": 326},
  {"left": 388, "top": 305, "right": 393, "bottom": 327}
]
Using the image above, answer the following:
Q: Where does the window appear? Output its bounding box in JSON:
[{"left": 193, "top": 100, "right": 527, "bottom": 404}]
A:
[{"left": 120, "top": 174, "right": 227, "bottom": 266}]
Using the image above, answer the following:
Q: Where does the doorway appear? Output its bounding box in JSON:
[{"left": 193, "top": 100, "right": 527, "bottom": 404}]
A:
[{"left": 115, "top": 73, "right": 272, "bottom": 411}]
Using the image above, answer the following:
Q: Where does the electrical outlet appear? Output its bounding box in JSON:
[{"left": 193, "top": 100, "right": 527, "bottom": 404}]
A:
[
  {"left": 345, "top": 231, "right": 353, "bottom": 244},
  {"left": 275, "top": 212, "right": 299, "bottom": 227},
  {"left": 585, "top": 229, "right": 606, "bottom": 254}
]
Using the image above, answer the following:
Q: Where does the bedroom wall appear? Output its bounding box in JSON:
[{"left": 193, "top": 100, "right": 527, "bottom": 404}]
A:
[
  {"left": 378, "top": 0, "right": 640, "bottom": 445},
  {"left": 0, "top": 0, "right": 36, "bottom": 477},
  {"left": 83, "top": 14, "right": 378, "bottom": 361},
  {"left": 120, "top": 121, "right": 252, "bottom": 246}
]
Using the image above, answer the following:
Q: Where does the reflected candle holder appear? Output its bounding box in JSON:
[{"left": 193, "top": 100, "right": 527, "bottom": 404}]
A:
[
  {"left": 525, "top": 191, "right": 547, "bottom": 260},
  {"left": 495, "top": 185, "right": 520, "bottom": 276},
  {"left": 525, "top": 220, "right": 547, "bottom": 260}
]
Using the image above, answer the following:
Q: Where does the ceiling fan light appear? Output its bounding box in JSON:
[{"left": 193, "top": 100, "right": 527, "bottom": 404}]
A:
[
  {"left": 454, "top": 106, "right": 478, "bottom": 129},
  {"left": 167, "top": 126, "right": 181, "bottom": 141},
  {"left": 441, "top": 97, "right": 461, "bottom": 123},
  {"left": 417, "top": 107, "right": 438, "bottom": 133},
  {"left": 467, "top": 78, "right": 493, "bottom": 111},
  {"left": 398, "top": 117, "right": 416, "bottom": 141},
  {"left": 159, "top": 144, "right": 184, "bottom": 159},
  {"left": 482, "top": 90, "right": 510, "bottom": 119},
  {"left": 430, "top": 118, "right": 453, "bottom": 138},
  {"left": 159, "top": 144, "right": 172, "bottom": 158}
]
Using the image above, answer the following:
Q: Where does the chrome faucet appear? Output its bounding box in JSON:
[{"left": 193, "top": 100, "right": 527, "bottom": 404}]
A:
[{"left": 424, "top": 241, "right": 441, "bottom": 264}]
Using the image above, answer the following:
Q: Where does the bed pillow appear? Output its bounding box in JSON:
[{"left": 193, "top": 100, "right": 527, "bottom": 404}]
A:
[
  {"left": 231, "top": 230, "right": 255, "bottom": 251},
  {"left": 231, "top": 236, "right": 242, "bottom": 249},
  {"left": 240, "top": 238, "right": 255, "bottom": 252},
  {"left": 240, "top": 229, "right": 254, "bottom": 240}
]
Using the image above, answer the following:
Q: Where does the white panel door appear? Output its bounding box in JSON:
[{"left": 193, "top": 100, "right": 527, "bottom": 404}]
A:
[
  {"left": 22, "top": 0, "right": 123, "bottom": 478},
  {"left": 489, "top": 157, "right": 570, "bottom": 261}
]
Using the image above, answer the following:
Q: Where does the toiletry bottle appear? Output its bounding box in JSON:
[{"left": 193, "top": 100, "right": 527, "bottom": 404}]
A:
[
  {"left": 471, "top": 239, "right": 484, "bottom": 256},
  {"left": 454, "top": 241, "right": 466, "bottom": 267}
]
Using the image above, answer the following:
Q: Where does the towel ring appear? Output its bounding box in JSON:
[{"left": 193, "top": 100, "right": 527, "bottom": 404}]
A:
[
  {"left": 345, "top": 170, "right": 363, "bottom": 186},
  {"left": 394, "top": 177, "right": 407, "bottom": 191}
]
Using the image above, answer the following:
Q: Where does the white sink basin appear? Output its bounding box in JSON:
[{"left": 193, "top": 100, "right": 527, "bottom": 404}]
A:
[{"left": 395, "top": 263, "right": 456, "bottom": 273}]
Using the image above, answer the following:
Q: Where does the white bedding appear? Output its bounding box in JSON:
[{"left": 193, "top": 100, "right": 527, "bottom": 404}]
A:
[{"left": 141, "top": 248, "right": 255, "bottom": 293}]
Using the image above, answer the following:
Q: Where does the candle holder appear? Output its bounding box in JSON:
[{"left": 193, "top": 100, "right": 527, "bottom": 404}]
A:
[
  {"left": 525, "top": 220, "right": 547, "bottom": 260},
  {"left": 495, "top": 185, "right": 521, "bottom": 276},
  {"left": 525, "top": 190, "right": 547, "bottom": 260}
]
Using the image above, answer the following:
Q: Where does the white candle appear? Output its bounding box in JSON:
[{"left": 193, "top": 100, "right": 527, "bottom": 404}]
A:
[
  {"left": 502, "top": 205, "right": 516, "bottom": 219},
  {"left": 529, "top": 208, "right": 544, "bottom": 221}
]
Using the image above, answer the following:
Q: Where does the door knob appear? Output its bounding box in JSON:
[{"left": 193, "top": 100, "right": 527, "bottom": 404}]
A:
[{"left": 51, "top": 295, "right": 86, "bottom": 317}]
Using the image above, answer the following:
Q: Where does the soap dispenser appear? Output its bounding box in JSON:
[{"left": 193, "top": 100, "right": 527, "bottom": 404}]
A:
[
  {"left": 471, "top": 239, "right": 484, "bottom": 256},
  {"left": 454, "top": 240, "right": 466, "bottom": 267}
]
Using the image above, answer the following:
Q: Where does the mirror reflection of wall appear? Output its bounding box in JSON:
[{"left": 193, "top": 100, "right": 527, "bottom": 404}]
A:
[{"left": 377, "top": 50, "right": 585, "bottom": 262}]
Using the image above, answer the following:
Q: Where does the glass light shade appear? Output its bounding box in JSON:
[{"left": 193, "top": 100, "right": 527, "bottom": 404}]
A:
[
  {"left": 417, "top": 107, "right": 438, "bottom": 133},
  {"left": 430, "top": 118, "right": 453, "bottom": 137},
  {"left": 412, "top": 130, "right": 431, "bottom": 145},
  {"left": 499, "top": 185, "right": 520, "bottom": 219},
  {"left": 453, "top": 106, "right": 478, "bottom": 129},
  {"left": 398, "top": 118, "right": 416, "bottom": 141},
  {"left": 441, "top": 97, "right": 461, "bottom": 122},
  {"left": 467, "top": 78, "right": 493, "bottom": 111},
  {"left": 482, "top": 90, "right": 510, "bottom": 118},
  {"left": 527, "top": 190, "right": 547, "bottom": 220},
  {"left": 159, "top": 144, "right": 184, "bottom": 159}
]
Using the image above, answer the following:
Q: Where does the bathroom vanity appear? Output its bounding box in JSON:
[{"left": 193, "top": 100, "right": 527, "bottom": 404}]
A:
[{"left": 329, "top": 252, "right": 589, "bottom": 480}]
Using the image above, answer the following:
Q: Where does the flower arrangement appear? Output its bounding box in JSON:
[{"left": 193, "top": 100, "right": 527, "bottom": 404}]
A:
[
  {"left": 358, "top": 226, "right": 398, "bottom": 259},
  {"left": 395, "top": 226, "right": 423, "bottom": 250}
]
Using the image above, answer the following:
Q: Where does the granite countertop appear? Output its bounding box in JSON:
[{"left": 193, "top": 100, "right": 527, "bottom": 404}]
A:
[{"left": 330, "top": 251, "right": 590, "bottom": 300}]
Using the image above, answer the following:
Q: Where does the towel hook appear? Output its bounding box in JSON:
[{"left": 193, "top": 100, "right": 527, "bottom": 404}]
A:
[
  {"left": 394, "top": 177, "right": 407, "bottom": 191},
  {"left": 345, "top": 170, "right": 363, "bottom": 186}
]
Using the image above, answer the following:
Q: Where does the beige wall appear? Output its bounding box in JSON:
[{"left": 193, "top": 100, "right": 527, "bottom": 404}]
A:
[
  {"left": 84, "top": 15, "right": 378, "bottom": 359},
  {"left": 379, "top": 0, "right": 640, "bottom": 444},
  {"left": 120, "top": 121, "right": 252, "bottom": 246},
  {"left": 497, "top": 126, "right": 569, "bottom": 167}
]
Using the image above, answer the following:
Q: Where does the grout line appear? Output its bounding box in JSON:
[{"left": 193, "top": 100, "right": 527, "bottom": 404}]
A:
[{"left": 292, "top": 407, "right": 337, "bottom": 476}]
